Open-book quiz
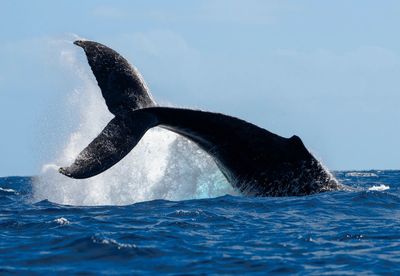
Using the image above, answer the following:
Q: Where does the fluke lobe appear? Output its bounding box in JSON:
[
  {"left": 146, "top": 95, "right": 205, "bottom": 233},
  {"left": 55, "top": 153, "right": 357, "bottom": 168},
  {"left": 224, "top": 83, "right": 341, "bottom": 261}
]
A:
[{"left": 59, "top": 40, "right": 341, "bottom": 197}]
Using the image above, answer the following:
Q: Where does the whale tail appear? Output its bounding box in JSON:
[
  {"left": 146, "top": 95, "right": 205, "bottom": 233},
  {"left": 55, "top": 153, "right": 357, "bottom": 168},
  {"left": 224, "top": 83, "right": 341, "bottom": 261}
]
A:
[
  {"left": 73, "top": 40, "right": 156, "bottom": 114},
  {"left": 59, "top": 111, "right": 158, "bottom": 179},
  {"left": 59, "top": 40, "right": 339, "bottom": 196},
  {"left": 59, "top": 40, "right": 158, "bottom": 178}
]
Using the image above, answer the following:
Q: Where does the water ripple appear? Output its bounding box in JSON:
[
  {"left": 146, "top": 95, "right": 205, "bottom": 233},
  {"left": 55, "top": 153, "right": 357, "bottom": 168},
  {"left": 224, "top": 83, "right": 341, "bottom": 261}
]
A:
[{"left": 0, "top": 171, "right": 400, "bottom": 274}]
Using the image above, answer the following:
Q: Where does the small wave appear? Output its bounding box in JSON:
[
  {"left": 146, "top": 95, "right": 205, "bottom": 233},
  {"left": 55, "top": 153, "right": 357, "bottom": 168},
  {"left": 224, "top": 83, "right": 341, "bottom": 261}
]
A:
[
  {"left": 91, "top": 236, "right": 137, "bottom": 249},
  {"left": 53, "top": 217, "right": 70, "bottom": 225},
  {"left": 0, "top": 187, "right": 19, "bottom": 195},
  {"left": 345, "top": 172, "right": 378, "bottom": 177},
  {"left": 368, "top": 184, "right": 390, "bottom": 191},
  {"left": 338, "top": 233, "right": 365, "bottom": 241},
  {"left": 174, "top": 209, "right": 202, "bottom": 216}
]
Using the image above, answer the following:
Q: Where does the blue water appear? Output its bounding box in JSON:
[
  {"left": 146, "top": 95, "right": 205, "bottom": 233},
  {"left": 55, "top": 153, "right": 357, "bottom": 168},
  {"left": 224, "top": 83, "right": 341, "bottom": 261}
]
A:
[{"left": 1, "top": 171, "right": 399, "bottom": 274}]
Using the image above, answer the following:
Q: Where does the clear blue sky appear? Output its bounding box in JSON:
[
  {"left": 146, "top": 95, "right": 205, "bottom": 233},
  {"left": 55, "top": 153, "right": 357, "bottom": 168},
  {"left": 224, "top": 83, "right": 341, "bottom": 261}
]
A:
[{"left": 0, "top": 1, "right": 399, "bottom": 176}]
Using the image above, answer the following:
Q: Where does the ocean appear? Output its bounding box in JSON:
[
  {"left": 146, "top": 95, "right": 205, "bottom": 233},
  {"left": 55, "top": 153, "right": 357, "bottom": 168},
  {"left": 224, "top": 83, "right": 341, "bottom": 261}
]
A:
[
  {"left": 1, "top": 170, "right": 399, "bottom": 274},
  {"left": 2, "top": 42, "right": 398, "bottom": 274}
]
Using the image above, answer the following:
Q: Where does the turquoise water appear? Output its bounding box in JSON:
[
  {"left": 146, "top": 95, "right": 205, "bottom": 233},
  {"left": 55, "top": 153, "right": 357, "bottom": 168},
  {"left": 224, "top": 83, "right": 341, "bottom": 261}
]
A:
[{"left": 0, "top": 171, "right": 399, "bottom": 274}]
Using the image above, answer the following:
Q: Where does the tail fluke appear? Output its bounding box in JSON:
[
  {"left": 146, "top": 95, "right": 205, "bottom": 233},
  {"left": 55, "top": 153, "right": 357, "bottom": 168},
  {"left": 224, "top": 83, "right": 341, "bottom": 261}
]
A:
[
  {"left": 59, "top": 112, "right": 158, "bottom": 179},
  {"left": 60, "top": 40, "right": 159, "bottom": 179},
  {"left": 74, "top": 40, "right": 155, "bottom": 115}
]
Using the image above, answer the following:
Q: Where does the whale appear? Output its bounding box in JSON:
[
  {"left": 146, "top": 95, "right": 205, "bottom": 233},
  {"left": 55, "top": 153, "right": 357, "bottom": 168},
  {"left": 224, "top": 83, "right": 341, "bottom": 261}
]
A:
[{"left": 59, "top": 40, "right": 341, "bottom": 196}]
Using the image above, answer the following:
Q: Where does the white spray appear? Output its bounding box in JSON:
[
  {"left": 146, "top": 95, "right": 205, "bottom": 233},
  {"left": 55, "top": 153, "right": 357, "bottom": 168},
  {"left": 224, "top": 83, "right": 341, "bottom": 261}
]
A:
[{"left": 33, "top": 40, "right": 235, "bottom": 206}]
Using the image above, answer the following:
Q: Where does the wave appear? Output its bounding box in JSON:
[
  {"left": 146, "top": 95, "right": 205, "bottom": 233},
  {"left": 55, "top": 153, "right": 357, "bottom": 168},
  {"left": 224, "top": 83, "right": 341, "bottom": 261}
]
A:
[
  {"left": 345, "top": 172, "right": 378, "bottom": 177},
  {"left": 368, "top": 184, "right": 390, "bottom": 191}
]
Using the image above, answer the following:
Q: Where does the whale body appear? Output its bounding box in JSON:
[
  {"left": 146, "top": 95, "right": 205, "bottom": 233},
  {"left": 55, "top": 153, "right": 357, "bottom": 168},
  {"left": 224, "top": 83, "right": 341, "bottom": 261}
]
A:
[{"left": 59, "top": 40, "right": 340, "bottom": 196}]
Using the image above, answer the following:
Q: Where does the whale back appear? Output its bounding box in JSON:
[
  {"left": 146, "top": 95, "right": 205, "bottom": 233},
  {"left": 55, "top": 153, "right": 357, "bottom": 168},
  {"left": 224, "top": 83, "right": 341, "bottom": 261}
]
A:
[{"left": 74, "top": 40, "right": 155, "bottom": 115}]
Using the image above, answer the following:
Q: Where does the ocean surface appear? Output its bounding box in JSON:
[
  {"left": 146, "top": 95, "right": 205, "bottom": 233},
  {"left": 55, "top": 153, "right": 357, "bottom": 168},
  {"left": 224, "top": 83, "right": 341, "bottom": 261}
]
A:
[
  {"left": 1, "top": 43, "right": 399, "bottom": 274},
  {"left": 0, "top": 170, "right": 399, "bottom": 274}
]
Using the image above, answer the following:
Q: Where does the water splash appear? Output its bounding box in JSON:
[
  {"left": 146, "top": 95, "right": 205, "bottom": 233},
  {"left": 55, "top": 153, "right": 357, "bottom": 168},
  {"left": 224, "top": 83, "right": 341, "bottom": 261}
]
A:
[
  {"left": 33, "top": 39, "right": 235, "bottom": 206},
  {"left": 368, "top": 184, "right": 390, "bottom": 191}
]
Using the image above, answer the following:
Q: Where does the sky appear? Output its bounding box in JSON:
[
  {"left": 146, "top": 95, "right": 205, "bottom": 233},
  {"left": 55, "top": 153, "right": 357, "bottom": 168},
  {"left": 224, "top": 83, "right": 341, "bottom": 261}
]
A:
[{"left": 0, "top": 0, "right": 399, "bottom": 176}]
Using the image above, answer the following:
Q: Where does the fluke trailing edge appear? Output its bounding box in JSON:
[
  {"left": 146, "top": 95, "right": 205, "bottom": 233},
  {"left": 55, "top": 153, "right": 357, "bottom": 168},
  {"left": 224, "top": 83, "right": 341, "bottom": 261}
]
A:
[{"left": 59, "top": 40, "right": 341, "bottom": 196}]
